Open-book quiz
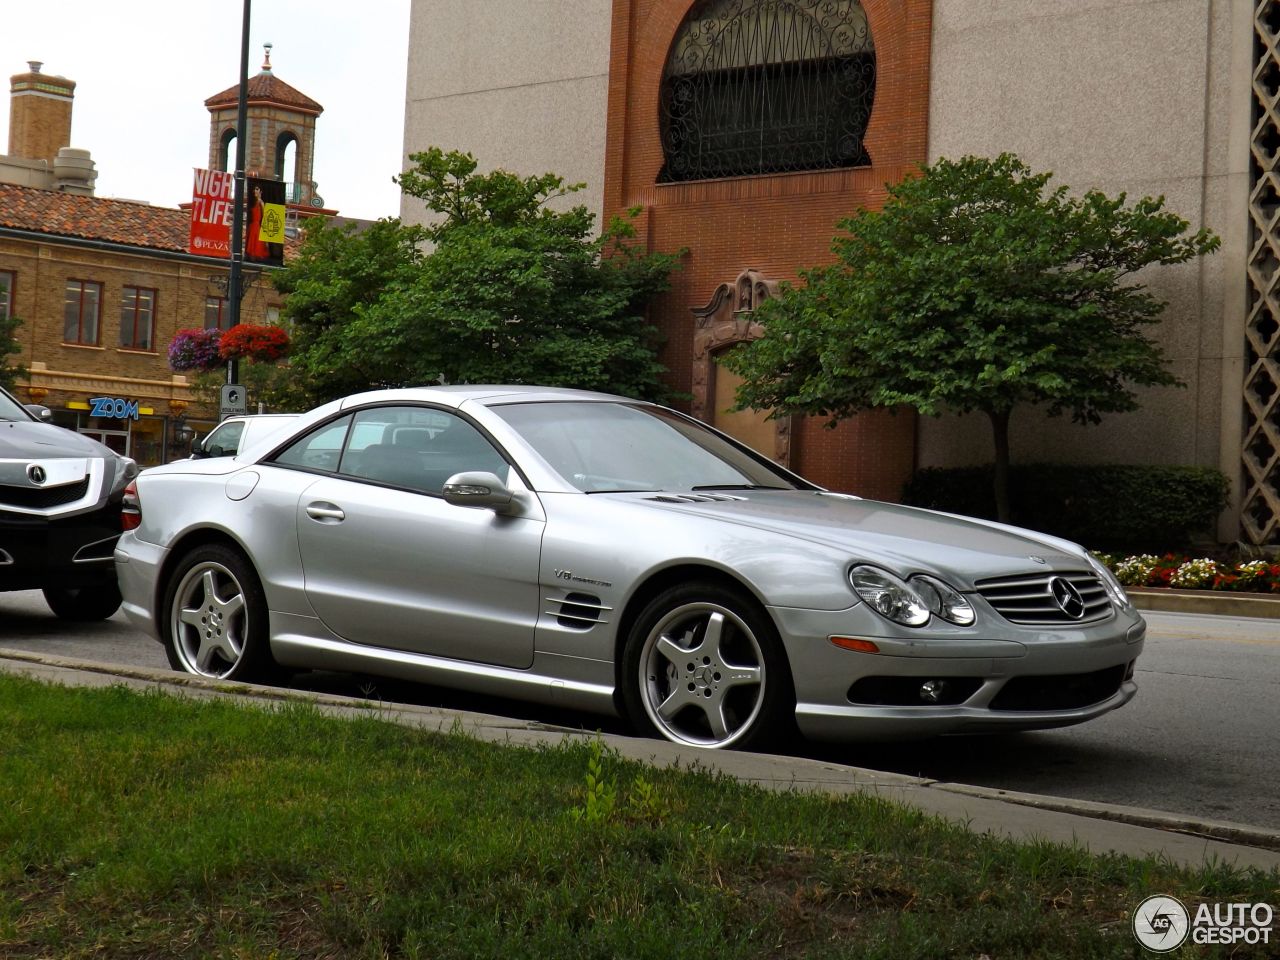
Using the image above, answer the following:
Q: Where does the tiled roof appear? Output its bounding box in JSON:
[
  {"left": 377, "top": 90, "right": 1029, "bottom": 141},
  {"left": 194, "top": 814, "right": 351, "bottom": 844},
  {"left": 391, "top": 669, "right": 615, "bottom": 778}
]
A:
[
  {"left": 0, "top": 182, "right": 190, "bottom": 252},
  {"left": 205, "top": 72, "right": 323, "bottom": 115}
]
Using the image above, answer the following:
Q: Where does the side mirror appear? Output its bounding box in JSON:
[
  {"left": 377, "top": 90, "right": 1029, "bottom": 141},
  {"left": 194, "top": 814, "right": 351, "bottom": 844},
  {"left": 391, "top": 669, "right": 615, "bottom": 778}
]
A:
[
  {"left": 24, "top": 404, "right": 52, "bottom": 422},
  {"left": 442, "top": 471, "right": 514, "bottom": 512}
]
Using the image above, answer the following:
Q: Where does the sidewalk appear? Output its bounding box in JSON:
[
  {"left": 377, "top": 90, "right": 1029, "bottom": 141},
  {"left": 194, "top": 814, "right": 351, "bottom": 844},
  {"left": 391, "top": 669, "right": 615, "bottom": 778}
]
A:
[{"left": 2, "top": 647, "right": 1277, "bottom": 873}]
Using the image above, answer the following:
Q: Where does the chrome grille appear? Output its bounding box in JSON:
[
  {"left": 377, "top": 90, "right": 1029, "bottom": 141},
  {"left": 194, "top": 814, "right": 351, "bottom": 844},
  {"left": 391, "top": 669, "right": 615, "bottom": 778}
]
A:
[{"left": 975, "top": 570, "right": 1111, "bottom": 625}]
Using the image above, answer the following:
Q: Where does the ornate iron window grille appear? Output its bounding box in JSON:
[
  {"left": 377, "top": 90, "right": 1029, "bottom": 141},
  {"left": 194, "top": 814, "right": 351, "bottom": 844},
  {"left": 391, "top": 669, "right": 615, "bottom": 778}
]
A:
[
  {"left": 1244, "top": 1, "right": 1280, "bottom": 542},
  {"left": 659, "top": 0, "right": 875, "bottom": 183}
]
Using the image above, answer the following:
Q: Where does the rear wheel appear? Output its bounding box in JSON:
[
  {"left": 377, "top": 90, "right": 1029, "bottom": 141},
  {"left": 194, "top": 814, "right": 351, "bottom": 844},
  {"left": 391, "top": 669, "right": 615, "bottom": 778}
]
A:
[
  {"left": 161, "top": 543, "right": 276, "bottom": 682},
  {"left": 621, "top": 582, "right": 794, "bottom": 750},
  {"left": 42, "top": 583, "right": 122, "bottom": 621}
]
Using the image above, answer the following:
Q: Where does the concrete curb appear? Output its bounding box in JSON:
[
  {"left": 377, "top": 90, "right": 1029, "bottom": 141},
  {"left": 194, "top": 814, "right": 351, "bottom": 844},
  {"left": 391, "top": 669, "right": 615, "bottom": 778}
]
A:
[
  {"left": 3, "top": 647, "right": 1278, "bottom": 867},
  {"left": 1128, "top": 587, "right": 1280, "bottom": 619}
]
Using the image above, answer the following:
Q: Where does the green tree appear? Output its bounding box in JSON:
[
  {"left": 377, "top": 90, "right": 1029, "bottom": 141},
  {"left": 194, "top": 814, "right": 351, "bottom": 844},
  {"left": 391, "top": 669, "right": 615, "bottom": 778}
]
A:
[
  {"left": 271, "top": 148, "right": 681, "bottom": 407},
  {"left": 0, "top": 313, "right": 27, "bottom": 393},
  {"left": 722, "top": 154, "right": 1220, "bottom": 523}
]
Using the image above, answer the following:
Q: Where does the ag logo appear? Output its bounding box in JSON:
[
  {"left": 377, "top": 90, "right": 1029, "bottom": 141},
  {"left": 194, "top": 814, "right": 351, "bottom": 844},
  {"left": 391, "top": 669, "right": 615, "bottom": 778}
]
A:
[{"left": 1133, "top": 895, "right": 1190, "bottom": 952}]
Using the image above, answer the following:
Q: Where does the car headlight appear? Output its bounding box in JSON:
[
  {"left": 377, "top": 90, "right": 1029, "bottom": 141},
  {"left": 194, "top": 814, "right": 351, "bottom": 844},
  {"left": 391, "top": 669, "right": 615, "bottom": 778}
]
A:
[
  {"left": 849, "top": 565, "right": 931, "bottom": 627},
  {"left": 1087, "top": 554, "right": 1131, "bottom": 609},
  {"left": 910, "top": 575, "right": 976, "bottom": 626}
]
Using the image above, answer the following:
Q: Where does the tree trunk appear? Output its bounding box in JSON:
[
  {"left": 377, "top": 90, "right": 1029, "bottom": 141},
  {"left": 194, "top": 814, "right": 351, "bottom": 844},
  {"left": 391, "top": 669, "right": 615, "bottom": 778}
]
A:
[{"left": 987, "top": 408, "right": 1012, "bottom": 524}]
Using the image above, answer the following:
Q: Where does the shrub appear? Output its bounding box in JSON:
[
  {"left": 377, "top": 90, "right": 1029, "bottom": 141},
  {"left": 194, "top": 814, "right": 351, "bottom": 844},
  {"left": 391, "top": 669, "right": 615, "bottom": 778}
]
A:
[{"left": 902, "top": 464, "right": 1229, "bottom": 551}]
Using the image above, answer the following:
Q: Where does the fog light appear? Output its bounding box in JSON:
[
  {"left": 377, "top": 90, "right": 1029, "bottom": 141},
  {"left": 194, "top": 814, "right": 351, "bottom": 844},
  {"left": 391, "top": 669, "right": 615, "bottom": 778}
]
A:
[{"left": 919, "top": 679, "right": 947, "bottom": 703}]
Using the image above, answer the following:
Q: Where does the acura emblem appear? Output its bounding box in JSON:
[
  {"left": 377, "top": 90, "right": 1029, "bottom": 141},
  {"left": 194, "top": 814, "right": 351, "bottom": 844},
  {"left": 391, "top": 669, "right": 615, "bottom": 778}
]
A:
[
  {"left": 1049, "top": 576, "right": 1086, "bottom": 619},
  {"left": 26, "top": 464, "right": 46, "bottom": 485}
]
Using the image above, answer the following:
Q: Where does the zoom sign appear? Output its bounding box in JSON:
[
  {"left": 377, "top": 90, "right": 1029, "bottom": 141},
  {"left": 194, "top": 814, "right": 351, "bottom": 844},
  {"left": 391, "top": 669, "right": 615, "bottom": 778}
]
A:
[{"left": 89, "top": 397, "right": 140, "bottom": 421}]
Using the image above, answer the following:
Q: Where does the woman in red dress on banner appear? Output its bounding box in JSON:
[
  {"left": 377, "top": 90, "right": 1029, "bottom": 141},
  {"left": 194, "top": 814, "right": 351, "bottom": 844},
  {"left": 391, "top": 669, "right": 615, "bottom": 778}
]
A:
[{"left": 246, "top": 184, "right": 270, "bottom": 261}]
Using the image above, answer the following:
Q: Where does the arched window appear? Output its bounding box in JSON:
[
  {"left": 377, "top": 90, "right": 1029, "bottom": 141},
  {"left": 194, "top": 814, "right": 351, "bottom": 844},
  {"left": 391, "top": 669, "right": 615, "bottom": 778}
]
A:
[
  {"left": 659, "top": 0, "right": 875, "bottom": 182},
  {"left": 218, "top": 128, "right": 237, "bottom": 172},
  {"left": 275, "top": 131, "right": 298, "bottom": 198}
]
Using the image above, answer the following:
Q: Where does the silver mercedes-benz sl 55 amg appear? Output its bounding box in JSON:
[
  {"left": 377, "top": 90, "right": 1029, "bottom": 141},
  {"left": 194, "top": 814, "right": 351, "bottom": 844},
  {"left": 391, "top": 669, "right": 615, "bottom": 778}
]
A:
[{"left": 114, "top": 385, "right": 1145, "bottom": 750}]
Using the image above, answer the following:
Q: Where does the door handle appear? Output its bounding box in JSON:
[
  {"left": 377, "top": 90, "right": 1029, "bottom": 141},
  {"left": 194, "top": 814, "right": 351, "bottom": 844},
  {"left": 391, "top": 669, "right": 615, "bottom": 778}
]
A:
[{"left": 305, "top": 502, "right": 345, "bottom": 523}]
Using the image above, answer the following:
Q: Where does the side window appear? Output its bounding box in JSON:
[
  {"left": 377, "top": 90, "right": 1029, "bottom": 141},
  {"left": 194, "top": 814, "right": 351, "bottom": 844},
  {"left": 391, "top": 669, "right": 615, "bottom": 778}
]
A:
[
  {"left": 202, "top": 421, "right": 245, "bottom": 457},
  {"left": 337, "top": 406, "right": 508, "bottom": 495},
  {"left": 273, "top": 415, "right": 352, "bottom": 473}
]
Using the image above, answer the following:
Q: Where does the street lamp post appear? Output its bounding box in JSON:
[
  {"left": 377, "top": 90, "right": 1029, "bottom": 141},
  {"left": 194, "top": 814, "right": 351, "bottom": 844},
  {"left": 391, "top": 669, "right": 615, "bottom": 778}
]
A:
[{"left": 226, "top": 0, "right": 252, "bottom": 388}]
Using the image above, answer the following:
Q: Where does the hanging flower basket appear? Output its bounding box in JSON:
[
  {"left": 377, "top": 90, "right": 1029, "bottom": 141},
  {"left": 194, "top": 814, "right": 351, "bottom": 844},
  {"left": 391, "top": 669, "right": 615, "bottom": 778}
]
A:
[
  {"left": 218, "top": 324, "right": 290, "bottom": 364},
  {"left": 167, "top": 328, "right": 224, "bottom": 372}
]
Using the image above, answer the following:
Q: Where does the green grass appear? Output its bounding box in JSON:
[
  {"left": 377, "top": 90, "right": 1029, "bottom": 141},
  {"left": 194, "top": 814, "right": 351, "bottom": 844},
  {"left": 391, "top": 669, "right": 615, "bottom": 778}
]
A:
[{"left": 0, "top": 675, "right": 1274, "bottom": 959}]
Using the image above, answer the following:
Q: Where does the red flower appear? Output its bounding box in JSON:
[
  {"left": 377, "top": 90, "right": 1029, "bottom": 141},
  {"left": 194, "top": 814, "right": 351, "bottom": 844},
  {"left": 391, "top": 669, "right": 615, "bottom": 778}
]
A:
[{"left": 218, "top": 324, "right": 290, "bottom": 364}]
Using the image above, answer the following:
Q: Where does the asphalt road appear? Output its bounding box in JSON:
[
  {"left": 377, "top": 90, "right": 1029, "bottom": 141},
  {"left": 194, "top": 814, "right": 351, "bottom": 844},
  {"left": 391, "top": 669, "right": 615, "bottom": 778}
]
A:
[{"left": 1, "top": 593, "right": 1276, "bottom": 830}]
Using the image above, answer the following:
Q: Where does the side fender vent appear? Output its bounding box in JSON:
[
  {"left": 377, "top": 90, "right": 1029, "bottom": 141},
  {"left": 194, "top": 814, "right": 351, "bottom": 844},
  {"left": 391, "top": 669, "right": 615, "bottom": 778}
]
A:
[{"left": 546, "top": 592, "right": 612, "bottom": 630}]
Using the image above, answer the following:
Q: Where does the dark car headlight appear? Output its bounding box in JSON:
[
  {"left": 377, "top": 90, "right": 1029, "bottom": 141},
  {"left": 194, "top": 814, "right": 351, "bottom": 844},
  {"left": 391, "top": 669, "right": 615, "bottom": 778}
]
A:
[{"left": 849, "top": 566, "right": 976, "bottom": 628}]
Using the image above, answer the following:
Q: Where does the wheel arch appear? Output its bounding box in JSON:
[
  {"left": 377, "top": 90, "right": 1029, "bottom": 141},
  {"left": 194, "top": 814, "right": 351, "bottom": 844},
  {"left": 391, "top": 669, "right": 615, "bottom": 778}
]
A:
[
  {"left": 152, "top": 526, "right": 254, "bottom": 620},
  {"left": 612, "top": 562, "right": 780, "bottom": 708}
]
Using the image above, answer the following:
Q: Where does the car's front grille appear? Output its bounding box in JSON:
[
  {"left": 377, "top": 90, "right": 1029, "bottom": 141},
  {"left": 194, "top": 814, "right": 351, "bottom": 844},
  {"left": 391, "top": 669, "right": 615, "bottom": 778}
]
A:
[
  {"left": 0, "top": 477, "right": 90, "bottom": 510},
  {"left": 974, "top": 570, "right": 1111, "bottom": 625},
  {"left": 989, "top": 665, "right": 1127, "bottom": 711}
]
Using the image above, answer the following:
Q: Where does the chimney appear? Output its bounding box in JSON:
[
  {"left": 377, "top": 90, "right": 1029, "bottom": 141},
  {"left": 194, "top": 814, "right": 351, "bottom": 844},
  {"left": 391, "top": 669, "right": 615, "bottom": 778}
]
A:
[{"left": 9, "top": 61, "right": 76, "bottom": 164}]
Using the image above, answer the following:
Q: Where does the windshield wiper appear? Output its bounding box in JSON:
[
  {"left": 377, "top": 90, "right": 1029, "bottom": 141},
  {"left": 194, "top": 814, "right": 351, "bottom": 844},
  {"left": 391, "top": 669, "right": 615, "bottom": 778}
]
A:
[{"left": 690, "top": 483, "right": 790, "bottom": 491}]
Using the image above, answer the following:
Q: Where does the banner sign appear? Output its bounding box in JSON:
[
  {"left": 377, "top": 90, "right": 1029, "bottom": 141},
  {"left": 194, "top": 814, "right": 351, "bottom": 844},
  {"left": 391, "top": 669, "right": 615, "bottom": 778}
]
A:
[
  {"left": 188, "top": 168, "right": 234, "bottom": 257},
  {"left": 188, "top": 170, "right": 286, "bottom": 266},
  {"left": 245, "top": 176, "right": 286, "bottom": 266}
]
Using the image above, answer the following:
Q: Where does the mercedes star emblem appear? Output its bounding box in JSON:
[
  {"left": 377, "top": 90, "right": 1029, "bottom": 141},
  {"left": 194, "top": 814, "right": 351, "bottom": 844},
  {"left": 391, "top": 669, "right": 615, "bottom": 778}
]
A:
[{"left": 1048, "top": 576, "right": 1086, "bottom": 619}]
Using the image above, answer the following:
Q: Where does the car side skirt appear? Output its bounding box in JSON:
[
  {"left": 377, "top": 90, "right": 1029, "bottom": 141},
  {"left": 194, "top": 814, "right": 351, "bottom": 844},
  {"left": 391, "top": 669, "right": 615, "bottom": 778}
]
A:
[{"left": 270, "top": 630, "right": 619, "bottom": 717}]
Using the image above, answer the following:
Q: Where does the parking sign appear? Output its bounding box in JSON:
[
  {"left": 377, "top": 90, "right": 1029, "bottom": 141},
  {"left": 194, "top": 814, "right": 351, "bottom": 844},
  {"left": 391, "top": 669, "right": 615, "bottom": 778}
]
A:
[{"left": 219, "top": 384, "right": 248, "bottom": 418}]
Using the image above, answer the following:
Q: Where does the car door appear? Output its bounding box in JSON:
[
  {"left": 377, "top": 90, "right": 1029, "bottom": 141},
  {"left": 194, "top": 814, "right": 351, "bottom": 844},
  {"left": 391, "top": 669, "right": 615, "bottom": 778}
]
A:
[{"left": 281, "top": 405, "right": 543, "bottom": 669}]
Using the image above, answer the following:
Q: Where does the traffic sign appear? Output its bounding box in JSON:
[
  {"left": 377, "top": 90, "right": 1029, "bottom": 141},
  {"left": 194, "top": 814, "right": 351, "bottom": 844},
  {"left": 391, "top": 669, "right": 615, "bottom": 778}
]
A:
[{"left": 219, "top": 384, "right": 248, "bottom": 418}]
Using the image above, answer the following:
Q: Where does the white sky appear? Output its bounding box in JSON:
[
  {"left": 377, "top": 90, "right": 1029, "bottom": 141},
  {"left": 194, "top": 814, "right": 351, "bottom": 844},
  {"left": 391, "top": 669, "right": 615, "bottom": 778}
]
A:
[{"left": 0, "top": 1, "right": 411, "bottom": 221}]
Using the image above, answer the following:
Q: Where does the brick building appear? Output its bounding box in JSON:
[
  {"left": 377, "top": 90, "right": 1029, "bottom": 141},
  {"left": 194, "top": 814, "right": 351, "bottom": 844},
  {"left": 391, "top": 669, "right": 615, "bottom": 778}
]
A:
[
  {"left": 0, "top": 53, "right": 328, "bottom": 466},
  {"left": 403, "top": 0, "right": 1258, "bottom": 540}
]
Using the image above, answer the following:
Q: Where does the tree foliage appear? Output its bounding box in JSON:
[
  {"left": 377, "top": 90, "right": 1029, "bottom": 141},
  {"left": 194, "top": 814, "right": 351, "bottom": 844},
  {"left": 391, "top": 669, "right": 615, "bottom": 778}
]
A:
[
  {"left": 722, "top": 153, "right": 1220, "bottom": 520},
  {"left": 270, "top": 148, "right": 681, "bottom": 408}
]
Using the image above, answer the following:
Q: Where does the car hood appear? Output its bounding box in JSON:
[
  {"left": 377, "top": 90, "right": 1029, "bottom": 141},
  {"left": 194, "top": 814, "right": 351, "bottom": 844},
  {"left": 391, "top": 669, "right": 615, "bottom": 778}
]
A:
[
  {"left": 611, "top": 490, "right": 1088, "bottom": 589},
  {"left": 0, "top": 420, "right": 115, "bottom": 459}
]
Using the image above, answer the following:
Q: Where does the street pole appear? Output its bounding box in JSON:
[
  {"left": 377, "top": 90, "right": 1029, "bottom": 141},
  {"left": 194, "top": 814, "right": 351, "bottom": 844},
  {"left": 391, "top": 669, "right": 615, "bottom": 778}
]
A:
[{"left": 226, "top": 0, "right": 252, "bottom": 388}]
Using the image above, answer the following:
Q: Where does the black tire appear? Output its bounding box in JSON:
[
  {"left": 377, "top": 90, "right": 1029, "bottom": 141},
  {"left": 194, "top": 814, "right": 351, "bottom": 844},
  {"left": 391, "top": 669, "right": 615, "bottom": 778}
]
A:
[
  {"left": 42, "top": 582, "right": 122, "bottom": 621},
  {"left": 620, "top": 581, "right": 795, "bottom": 751},
  {"left": 160, "top": 543, "right": 277, "bottom": 682}
]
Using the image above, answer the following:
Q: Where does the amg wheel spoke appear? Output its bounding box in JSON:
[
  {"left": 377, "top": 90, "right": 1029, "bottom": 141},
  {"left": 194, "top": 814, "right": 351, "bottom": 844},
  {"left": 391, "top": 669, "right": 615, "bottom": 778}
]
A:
[
  {"left": 657, "top": 682, "right": 700, "bottom": 721},
  {"left": 700, "top": 697, "right": 731, "bottom": 741}
]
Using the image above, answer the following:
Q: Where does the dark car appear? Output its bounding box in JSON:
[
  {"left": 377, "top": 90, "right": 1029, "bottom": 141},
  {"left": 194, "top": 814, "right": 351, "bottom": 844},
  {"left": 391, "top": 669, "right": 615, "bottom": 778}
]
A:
[{"left": 0, "top": 384, "right": 138, "bottom": 619}]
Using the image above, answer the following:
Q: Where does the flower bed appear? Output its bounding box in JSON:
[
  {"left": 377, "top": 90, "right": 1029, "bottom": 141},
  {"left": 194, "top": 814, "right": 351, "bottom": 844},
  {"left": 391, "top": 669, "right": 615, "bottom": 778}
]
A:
[{"left": 1095, "top": 552, "right": 1280, "bottom": 593}]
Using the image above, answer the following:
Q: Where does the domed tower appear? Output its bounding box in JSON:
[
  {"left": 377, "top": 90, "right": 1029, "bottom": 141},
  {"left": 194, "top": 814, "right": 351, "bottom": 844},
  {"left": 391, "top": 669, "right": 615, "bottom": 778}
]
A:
[{"left": 204, "top": 44, "right": 327, "bottom": 213}]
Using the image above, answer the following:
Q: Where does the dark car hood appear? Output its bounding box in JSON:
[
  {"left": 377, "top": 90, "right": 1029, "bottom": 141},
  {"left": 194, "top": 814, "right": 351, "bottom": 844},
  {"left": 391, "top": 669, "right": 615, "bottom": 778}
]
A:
[{"left": 0, "top": 420, "right": 116, "bottom": 460}]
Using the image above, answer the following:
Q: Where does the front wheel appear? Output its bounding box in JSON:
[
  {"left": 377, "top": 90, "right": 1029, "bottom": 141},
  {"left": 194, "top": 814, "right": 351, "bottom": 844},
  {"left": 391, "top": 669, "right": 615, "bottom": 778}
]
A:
[
  {"left": 161, "top": 543, "right": 276, "bottom": 682},
  {"left": 42, "top": 583, "right": 122, "bottom": 621},
  {"left": 621, "top": 582, "right": 795, "bottom": 750}
]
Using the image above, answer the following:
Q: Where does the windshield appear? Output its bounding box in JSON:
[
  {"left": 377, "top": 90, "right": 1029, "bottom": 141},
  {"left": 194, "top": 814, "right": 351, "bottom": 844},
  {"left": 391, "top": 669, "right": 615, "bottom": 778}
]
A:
[
  {"left": 0, "top": 385, "right": 33, "bottom": 422},
  {"left": 491, "top": 401, "right": 802, "bottom": 493}
]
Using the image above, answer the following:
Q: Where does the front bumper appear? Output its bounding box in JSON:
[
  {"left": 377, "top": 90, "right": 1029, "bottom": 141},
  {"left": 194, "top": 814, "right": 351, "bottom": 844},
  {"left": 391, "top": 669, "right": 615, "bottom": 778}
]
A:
[
  {"left": 0, "top": 504, "right": 122, "bottom": 592},
  {"left": 773, "top": 601, "right": 1145, "bottom": 742}
]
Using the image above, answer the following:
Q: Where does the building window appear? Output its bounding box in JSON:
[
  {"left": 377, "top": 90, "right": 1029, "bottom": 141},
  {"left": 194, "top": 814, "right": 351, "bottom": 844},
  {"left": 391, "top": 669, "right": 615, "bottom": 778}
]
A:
[
  {"left": 658, "top": 0, "right": 876, "bottom": 183},
  {"left": 63, "top": 279, "right": 102, "bottom": 345},
  {"left": 119, "top": 286, "right": 156, "bottom": 350},
  {"left": 205, "top": 296, "right": 230, "bottom": 331},
  {"left": 0, "top": 271, "right": 13, "bottom": 320}
]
